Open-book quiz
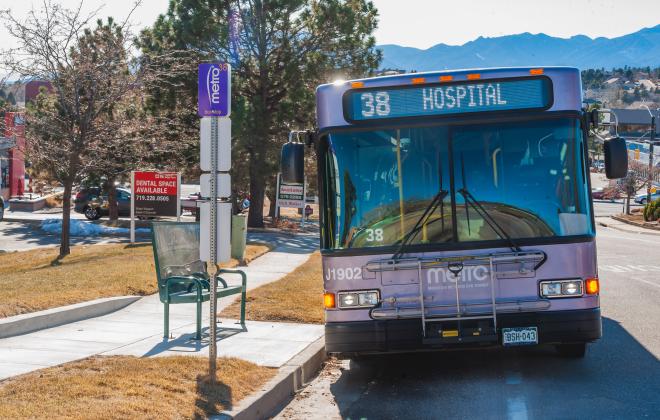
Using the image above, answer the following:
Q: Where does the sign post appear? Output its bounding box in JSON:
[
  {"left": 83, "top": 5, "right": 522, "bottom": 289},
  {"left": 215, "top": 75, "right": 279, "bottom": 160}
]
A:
[
  {"left": 177, "top": 173, "right": 181, "bottom": 222},
  {"left": 198, "top": 63, "right": 231, "bottom": 381},
  {"left": 130, "top": 171, "right": 180, "bottom": 243},
  {"left": 130, "top": 171, "right": 135, "bottom": 243}
]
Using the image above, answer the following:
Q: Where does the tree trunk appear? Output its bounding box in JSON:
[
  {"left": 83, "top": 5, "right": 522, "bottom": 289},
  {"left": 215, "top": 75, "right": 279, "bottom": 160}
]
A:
[
  {"left": 626, "top": 194, "right": 631, "bottom": 215},
  {"left": 247, "top": 154, "right": 265, "bottom": 228},
  {"left": 59, "top": 179, "right": 73, "bottom": 258},
  {"left": 107, "top": 179, "right": 118, "bottom": 221},
  {"left": 267, "top": 189, "right": 276, "bottom": 218}
]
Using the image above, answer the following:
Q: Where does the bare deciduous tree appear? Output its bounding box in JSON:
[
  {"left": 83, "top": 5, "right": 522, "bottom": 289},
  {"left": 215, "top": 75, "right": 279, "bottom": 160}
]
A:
[
  {"left": 621, "top": 160, "right": 649, "bottom": 215},
  {"left": 1, "top": 1, "right": 193, "bottom": 256}
]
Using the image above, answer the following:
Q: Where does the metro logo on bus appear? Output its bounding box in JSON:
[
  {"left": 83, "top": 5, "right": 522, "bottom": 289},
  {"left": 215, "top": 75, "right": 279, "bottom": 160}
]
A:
[
  {"left": 426, "top": 266, "right": 491, "bottom": 291},
  {"left": 345, "top": 77, "right": 551, "bottom": 122},
  {"left": 198, "top": 63, "right": 231, "bottom": 117}
]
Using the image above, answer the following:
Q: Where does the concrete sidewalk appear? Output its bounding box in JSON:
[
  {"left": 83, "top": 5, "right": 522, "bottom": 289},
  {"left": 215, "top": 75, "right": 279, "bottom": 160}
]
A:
[
  {"left": 0, "top": 233, "right": 321, "bottom": 380},
  {"left": 597, "top": 216, "right": 660, "bottom": 236}
]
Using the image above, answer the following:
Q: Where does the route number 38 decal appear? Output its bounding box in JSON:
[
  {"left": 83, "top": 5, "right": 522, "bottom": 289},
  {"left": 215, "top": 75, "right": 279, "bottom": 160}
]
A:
[{"left": 365, "top": 228, "right": 383, "bottom": 242}]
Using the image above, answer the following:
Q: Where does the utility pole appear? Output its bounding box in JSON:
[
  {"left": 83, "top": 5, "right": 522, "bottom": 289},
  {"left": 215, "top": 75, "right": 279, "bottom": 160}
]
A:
[
  {"left": 648, "top": 114, "right": 655, "bottom": 204},
  {"left": 640, "top": 105, "right": 657, "bottom": 204}
]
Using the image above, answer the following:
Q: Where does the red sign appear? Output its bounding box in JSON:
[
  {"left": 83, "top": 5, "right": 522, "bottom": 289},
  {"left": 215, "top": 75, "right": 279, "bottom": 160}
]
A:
[{"left": 133, "top": 171, "right": 179, "bottom": 217}]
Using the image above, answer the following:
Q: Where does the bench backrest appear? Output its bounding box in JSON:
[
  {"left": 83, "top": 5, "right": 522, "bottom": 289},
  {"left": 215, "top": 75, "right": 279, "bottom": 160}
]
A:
[{"left": 151, "top": 222, "right": 206, "bottom": 301}]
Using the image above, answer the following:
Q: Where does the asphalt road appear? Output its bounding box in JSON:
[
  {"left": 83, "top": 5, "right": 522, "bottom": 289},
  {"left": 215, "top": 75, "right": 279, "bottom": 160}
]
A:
[
  {"left": 0, "top": 220, "right": 141, "bottom": 252},
  {"left": 592, "top": 199, "right": 642, "bottom": 217},
  {"left": 276, "top": 225, "right": 660, "bottom": 420},
  {"left": 0, "top": 219, "right": 317, "bottom": 252}
]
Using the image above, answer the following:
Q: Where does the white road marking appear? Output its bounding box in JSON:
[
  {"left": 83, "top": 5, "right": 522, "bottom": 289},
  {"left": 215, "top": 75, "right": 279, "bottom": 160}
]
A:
[
  {"left": 506, "top": 396, "right": 529, "bottom": 420},
  {"left": 600, "top": 264, "right": 660, "bottom": 273},
  {"left": 634, "top": 278, "right": 660, "bottom": 290},
  {"left": 599, "top": 265, "right": 660, "bottom": 289}
]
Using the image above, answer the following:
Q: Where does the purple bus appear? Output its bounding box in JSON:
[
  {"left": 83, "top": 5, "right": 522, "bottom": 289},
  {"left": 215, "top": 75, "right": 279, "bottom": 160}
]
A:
[{"left": 309, "top": 67, "right": 626, "bottom": 358}]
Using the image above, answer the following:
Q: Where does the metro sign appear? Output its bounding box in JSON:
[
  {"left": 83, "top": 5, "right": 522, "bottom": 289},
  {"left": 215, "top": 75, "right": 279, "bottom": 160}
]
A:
[{"left": 198, "top": 63, "right": 231, "bottom": 117}]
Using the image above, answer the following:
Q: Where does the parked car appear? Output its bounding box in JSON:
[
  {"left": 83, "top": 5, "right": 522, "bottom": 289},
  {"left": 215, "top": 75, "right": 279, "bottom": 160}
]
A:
[
  {"left": 181, "top": 192, "right": 202, "bottom": 220},
  {"left": 74, "top": 187, "right": 131, "bottom": 220},
  {"left": 0, "top": 196, "right": 4, "bottom": 221},
  {"left": 592, "top": 186, "right": 621, "bottom": 201},
  {"left": 634, "top": 192, "right": 660, "bottom": 205}
]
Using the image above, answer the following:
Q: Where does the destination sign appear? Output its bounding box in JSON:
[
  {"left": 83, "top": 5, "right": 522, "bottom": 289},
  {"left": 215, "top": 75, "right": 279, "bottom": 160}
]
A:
[{"left": 345, "top": 77, "right": 552, "bottom": 122}]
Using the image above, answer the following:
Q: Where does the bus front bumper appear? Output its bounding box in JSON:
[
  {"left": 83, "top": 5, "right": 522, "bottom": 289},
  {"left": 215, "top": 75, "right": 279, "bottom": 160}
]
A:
[{"left": 325, "top": 308, "right": 601, "bottom": 355}]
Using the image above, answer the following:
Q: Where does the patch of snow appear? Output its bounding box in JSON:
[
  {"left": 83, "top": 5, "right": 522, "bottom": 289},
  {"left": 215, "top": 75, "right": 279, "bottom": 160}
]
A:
[{"left": 40, "top": 218, "right": 150, "bottom": 237}]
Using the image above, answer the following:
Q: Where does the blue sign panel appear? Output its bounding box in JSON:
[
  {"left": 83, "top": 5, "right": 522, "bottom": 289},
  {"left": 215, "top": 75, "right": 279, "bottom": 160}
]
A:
[
  {"left": 198, "top": 63, "right": 231, "bottom": 117},
  {"left": 345, "top": 78, "right": 552, "bottom": 122}
]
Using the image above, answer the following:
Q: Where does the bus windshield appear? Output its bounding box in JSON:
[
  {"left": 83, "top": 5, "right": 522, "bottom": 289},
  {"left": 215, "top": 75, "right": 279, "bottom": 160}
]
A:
[{"left": 322, "top": 117, "right": 593, "bottom": 250}]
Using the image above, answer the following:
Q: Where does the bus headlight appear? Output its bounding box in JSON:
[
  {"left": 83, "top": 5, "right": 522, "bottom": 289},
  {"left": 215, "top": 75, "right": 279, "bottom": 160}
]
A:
[
  {"left": 339, "top": 293, "right": 357, "bottom": 307},
  {"left": 562, "top": 281, "right": 582, "bottom": 296},
  {"left": 540, "top": 280, "right": 584, "bottom": 298},
  {"left": 337, "top": 290, "right": 380, "bottom": 308},
  {"left": 358, "top": 291, "right": 379, "bottom": 306}
]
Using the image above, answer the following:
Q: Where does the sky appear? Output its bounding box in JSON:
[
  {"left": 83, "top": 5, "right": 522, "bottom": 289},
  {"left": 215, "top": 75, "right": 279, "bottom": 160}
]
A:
[{"left": 0, "top": 0, "right": 659, "bottom": 50}]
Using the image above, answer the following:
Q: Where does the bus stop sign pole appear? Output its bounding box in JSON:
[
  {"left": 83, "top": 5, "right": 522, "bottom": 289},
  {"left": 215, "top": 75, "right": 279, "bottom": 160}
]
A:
[
  {"left": 209, "top": 116, "right": 219, "bottom": 379},
  {"left": 198, "top": 63, "right": 231, "bottom": 381}
]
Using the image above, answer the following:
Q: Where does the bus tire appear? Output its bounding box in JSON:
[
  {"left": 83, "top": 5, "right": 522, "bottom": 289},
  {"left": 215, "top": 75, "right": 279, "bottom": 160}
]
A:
[{"left": 555, "top": 343, "right": 586, "bottom": 358}]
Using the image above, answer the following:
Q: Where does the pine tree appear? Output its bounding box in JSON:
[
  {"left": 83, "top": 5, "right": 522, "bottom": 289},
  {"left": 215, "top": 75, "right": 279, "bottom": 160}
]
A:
[{"left": 138, "top": 0, "right": 381, "bottom": 227}]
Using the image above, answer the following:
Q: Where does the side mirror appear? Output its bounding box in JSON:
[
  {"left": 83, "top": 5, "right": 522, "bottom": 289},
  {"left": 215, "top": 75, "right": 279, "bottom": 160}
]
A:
[
  {"left": 280, "top": 140, "right": 304, "bottom": 184},
  {"left": 604, "top": 137, "right": 628, "bottom": 179}
]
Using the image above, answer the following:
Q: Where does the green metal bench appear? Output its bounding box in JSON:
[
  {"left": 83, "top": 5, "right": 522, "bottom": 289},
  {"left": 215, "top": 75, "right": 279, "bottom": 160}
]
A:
[{"left": 151, "top": 221, "right": 247, "bottom": 340}]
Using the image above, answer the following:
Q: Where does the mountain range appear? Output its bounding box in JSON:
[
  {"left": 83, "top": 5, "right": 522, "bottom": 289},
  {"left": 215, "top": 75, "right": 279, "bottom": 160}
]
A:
[{"left": 378, "top": 25, "right": 660, "bottom": 71}]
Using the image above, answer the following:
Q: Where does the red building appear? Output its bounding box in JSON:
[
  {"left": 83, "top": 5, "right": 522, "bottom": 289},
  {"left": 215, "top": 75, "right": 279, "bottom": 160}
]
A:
[
  {"left": 24, "top": 80, "right": 53, "bottom": 104},
  {"left": 0, "top": 112, "right": 26, "bottom": 200}
]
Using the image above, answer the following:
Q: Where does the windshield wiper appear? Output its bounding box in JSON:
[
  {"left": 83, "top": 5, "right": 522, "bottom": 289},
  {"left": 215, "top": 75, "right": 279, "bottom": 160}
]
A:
[
  {"left": 392, "top": 188, "right": 448, "bottom": 260},
  {"left": 458, "top": 152, "right": 521, "bottom": 253}
]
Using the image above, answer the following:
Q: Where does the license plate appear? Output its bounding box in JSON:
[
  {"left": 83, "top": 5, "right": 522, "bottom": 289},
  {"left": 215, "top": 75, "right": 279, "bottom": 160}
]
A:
[{"left": 502, "top": 327, "right": 538, "bottom": 346}]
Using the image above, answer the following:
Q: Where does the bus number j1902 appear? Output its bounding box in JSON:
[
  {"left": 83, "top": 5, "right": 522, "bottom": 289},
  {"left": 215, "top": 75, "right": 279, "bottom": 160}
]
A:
[
  {"left": 361, "top": 92, "right": 390, "bottom": 117},
  {"left": 326, "top": 267, "right": 362, "bottom": 281}
]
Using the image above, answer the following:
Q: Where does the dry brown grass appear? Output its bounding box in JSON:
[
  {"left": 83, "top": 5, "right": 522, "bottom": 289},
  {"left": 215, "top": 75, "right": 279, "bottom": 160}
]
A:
[
  {"left": 221, "top": 252, "right": 323, "bottom": 324},
  {"left": 0, "top": 243, "right": 271, "bottom": 318},
  {"left": 44, "top": 193, "right": 64, "bottom": 208},
  {"left": 0, "top": 355, "right": 276, "bottom": 419}
]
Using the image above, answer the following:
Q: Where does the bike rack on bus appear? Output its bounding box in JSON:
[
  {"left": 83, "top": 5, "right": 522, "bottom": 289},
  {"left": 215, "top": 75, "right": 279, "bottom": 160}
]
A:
[{"left": 366, "top": 250, "right": 547, "bottom": 344}]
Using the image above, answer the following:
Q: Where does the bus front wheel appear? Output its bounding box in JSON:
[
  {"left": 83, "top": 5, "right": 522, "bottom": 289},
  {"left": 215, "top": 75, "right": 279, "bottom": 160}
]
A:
[{"left": 555, "top": 343, "right": 586, "bottom": 358}]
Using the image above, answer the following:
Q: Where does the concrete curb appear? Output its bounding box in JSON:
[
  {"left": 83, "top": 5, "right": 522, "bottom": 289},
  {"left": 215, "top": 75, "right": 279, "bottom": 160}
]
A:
[
  {"left": 216, "top": 337, "right": 327, "bottom": 420},
  {"left": 0, "top": 295, "right": 141, "bottom": 339},
  {"left": 598, "top": 218, "right": 660, "bottom": 236},
  {"left": 611, "top": 215, "right": 660, "bottom": 231}
]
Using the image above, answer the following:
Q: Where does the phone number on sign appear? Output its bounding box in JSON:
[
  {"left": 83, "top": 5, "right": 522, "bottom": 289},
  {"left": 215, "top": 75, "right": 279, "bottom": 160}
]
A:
[{"left": 136, "top": 195, "right": 171, "bottom": 202}]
